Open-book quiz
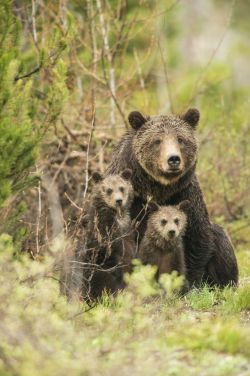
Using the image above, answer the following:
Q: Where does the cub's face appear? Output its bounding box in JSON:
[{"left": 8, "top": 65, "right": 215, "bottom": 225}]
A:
[
  {"left": 149, "top": 205, "right": 187, "bottom": 242},
  {"left": 92, "top": 170, "right": 133, "bottom": 210},
  {"left": 129, "top": 109, "right": 199, "bottom": 185},
  {"left": 99, "top": 175, "right": 133, "bottom": 209}
]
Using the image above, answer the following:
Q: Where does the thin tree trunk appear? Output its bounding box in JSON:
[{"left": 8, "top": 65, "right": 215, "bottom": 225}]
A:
[{"left": 96, "top": 0, "right": 116, "bottom": 135}]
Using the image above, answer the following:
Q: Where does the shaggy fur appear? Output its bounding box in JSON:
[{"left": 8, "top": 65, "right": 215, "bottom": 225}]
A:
[
  {"left": 107, "top": 109, "right": 238, "bottom": 287},
  {"left": 139, "top": 202, "right": 189, "bottom": 293},
  {"left": 74, "top": 170, "right": 135, "bottom": 301}
]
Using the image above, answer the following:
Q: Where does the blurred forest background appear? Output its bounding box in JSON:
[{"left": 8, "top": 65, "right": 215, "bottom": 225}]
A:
[{"left": 0, "top": 1, "right": 250, "bottom": 375}]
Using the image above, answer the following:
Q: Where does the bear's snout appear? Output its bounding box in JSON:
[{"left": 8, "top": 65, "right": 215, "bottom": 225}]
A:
[
  {"left": 116, "top": 199, "right": 123, "bottom": 206},
  {"left": 168, "top": 229, "right": 176, "bottom": 238},
  {"left": 168, "top": 155, "right": 181, "bottom": 169}
]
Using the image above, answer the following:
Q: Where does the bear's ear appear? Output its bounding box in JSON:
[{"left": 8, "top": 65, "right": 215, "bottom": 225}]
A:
[
  {"left": 121, "top": 168, "right": 132, "bottom": 181},
  {"left": 81, "top": 214, "right": 89, "bottom": 228},
  {"left": 181, "top": 108, "right": 200, "bottom": 128},
  {"left": 147, "top": 201, "right": 160, "bottom": 213},
  {"left": 128, "top": 111, "right": 147, "bottom": 130},
  {"left": 92, "top": 171, "right": 103, "bottom": 183},
  {"left": 178, "top": 200, "right": 190, "bottom": 213}
]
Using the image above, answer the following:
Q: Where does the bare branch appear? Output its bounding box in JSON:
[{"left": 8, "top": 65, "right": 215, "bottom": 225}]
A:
[{"left": 96, "top": 0, "right": 117, "bottom": 134}]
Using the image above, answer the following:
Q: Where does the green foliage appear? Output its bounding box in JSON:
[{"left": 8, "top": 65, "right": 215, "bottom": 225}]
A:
[
  {"left": 124, "top": 259, "right": 159, "bottom": 298},
  {"left": 221, "top": 284, "right": 250, "bottom": 314},
  {"left": 187, "top": 286, "right": 222, "bottom": 311},
  {"left": 0, "top": 240, "right": 250, "bottom": 375},
  {"left": 0, "top": 1, "right": 71, "bottom": 240},
  {"left": 0, "top": 2, "right": 37, "bottom": 206},
  {"left": 0, "top": 1, "right": 249, "bottom": 374}
]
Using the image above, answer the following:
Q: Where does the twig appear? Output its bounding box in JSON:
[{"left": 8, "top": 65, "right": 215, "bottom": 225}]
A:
[
  {"left": 101, "top": 49, "right": 128, "bottom": 129},
  {"left": 157, "top": 39, "right": 174, "bottom": 113},
  {"left": 133, "top": 48, "right": 148, "bottom": 109},
  {"left": 31, "top": 0, "right": 39, "bottom": 52},
  {"left": 83, "top": 108, "right": 96, "bottom": 199},
  {"left": 64, "top": 192, "right": 83, "bottom": 211},
  {"left": 96, "top": 0, "right": 117, "bottom": 134},
  {"left": 14, "top": 65, "right": 41, "bottom": 81},
  {"left": 35, "top": 175, "right": 42, "bottom": 255}
]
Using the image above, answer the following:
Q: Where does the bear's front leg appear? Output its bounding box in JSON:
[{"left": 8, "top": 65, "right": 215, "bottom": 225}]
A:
[{"left": 204, "top": 223, "right": 238, "bottom": 287}]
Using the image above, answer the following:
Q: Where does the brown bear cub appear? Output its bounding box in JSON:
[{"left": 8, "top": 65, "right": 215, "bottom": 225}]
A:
[
  {"left": 76, "top": 169, "right": 135, "bottom": 301},
  {"left": 139, "top": 201, "right": 189, "bottom": 294}
]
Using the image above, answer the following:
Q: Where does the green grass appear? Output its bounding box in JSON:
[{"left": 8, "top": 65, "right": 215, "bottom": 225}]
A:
[{"left": 0, "top": 234, "right": 250, "bottom": 376}]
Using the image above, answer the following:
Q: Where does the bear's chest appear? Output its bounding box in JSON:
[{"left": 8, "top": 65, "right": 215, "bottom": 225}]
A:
[
  {"left": 158, "top": 252, "right": 173, "bottom": 275},
  {"left": 116, "top": 213, "right": 130, "bottom": 233}
]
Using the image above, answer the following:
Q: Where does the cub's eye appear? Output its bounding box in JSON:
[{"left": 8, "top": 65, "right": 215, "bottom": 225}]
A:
[
  {"left": 106, "top": 188, "right": 113, "bottom": 195},
  {"left": 174, "top": 218, "right": 179, "bottom": 225},
  {"left": 161, "top": 219, "right": 167, "bottom": 226},
  {"left": 119, "top": 187, "right": 124, "bottom": 193},
  {"left": 178, "top": 137, "right": 184, "bottom": 145},
  {"left": 154, "top": 139, "right": 161, "bottom": 146}
]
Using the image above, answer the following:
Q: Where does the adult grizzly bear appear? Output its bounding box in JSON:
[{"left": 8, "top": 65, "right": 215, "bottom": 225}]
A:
[{"left": 107, "top": 108, "right": 238, "bottom": 287}]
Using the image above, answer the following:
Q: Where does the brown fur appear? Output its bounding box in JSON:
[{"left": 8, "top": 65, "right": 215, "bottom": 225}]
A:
[
  {"left": 139, "top": 203, "right": 189, "bottom": 293},
  {"left": 107, "top": 109, "right": 238, "bottom": 288},
  {"left": 74, "top": 170, "right": 135, "bottom": 301}
]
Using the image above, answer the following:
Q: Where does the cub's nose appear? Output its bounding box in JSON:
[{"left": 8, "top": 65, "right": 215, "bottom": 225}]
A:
[
  {"left": 116, "top": 199, "right": 123, "bottom": 206},
  {"left": 168, "top": 155, "right": 181, "bottom": 169},
  {"left": 168, "top": 230, "right": 176, "bottom": 238}
]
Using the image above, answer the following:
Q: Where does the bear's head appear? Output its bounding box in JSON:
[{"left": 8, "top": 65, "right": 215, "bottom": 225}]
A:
[
  {"left": 92, "top": 169, "right": 134, "bottom": 210},
  {"left": 128, "top": 109, "right": 199, "bottom": 185},
  {"left": 148, "top": 200, "right": 189, "bottom": 243}
]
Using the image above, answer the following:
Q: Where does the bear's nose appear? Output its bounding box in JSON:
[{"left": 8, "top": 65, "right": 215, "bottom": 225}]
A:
[
  {"left": 168, "top": 155, "right": 181, "bottom": 169},
  {"left": 168, "top": 230, "right": 176, "bottom": 238},
  {"left": 116, "top": 199, "right": 123, "bottom": 206}
]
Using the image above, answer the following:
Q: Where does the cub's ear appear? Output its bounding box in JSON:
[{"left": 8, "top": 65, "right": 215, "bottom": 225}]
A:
[
  {"left": 81, "top": 214, "right": 89, "bottom": 228},
  {"left": 92, "top": 171, "right": 103, "bottom": 183},
  {"left": 147, "top": 201, "right": 160, "bottom": 213},
  {"left": 121, "top": 168, "right": 132, "bottom": 181},
  {"left": 181, "top": 108, "right": 200, "bottom": 128},
  {"left": 178, "top": 200, "right": 190, "bottom": 213},
  {"left": 128, "top": 111, "right": 147, "bottom": 130}
]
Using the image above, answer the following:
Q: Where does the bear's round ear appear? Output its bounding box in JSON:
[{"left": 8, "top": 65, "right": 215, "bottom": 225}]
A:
[
  {"left": 178, "top": 200, "right": 190, "bottom": 213},
  {"left": 181, "top": 108, "right": 200, "bottom": 128},
  {"left": 121, "top": 168, "right": 132, "bottom": 181},
  {"left": 147, "top": 201, "right": 160, "bottom": 213},
  {"left": 92, "top": 171, "right": 103, "bottom": 183},
  {"left": 81, "top": 214, "right": 89, "bottom": 228},
  {"left": 128, "top": 111, "right": 147, "bottom": 130}
]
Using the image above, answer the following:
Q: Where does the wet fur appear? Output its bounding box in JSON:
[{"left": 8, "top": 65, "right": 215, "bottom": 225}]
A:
[
  {"left": 107, "top": 112, "right": 239, "bottom": 287},
  {"left": 139, "top": 205, "right": 189, "bottom": 293},
  {"left": 75, "top": 174, "right": 135, "bottom": 301}
]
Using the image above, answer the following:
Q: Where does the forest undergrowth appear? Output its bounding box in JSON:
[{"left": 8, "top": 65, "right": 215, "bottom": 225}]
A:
[
  {"left": 0, "top": 1, "right": 250, "bottom": 375},
  {"left": 0, "top": 234, "right": 250, "bottom": 376}
]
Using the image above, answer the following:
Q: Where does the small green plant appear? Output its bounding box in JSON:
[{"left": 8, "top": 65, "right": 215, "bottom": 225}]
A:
[
  {"left": 221, "top": 284, "right": 250, "bottom": 314},
  {"left": 187, "top": 286, "right": 222, "bottom": 311},
  {"left": 124, "top": 259, "right": 159, "bottom": 298},
  {"left": 159, "top": 271, "right": 185, "bottom": 297}
]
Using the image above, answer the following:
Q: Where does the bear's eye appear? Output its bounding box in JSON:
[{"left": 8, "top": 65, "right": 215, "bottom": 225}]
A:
[
  {"left": 161, "top": 219, "right": 167, "bottom": 226},
  {"left": 177, "top": 137, "right": 184, "bottom": 145},
  {"left": 119, "top": 187, "right": 124, "bottom": 193},
  {"left": 174, "top": 218, "right": 179, "bottom": 225},
  {"left": 154, "top": 139, "right": 161, "bottom": 146},
  {"left": 106, "top": 188, "right": 113, "bottom": 195}
]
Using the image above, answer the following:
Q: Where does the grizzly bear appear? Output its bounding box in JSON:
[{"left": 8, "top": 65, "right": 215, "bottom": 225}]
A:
[
  {"left": 139, "top": 201, "right": 189, "bottom": 294},
  {"left": 75, "top": 169, "right": 135, "bottom": 301},
  {"left": 107, "top": 108, "right": 238, "bottom": 288}
]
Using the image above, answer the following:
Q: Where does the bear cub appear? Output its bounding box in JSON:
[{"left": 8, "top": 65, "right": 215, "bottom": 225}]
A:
[
  {"left": 139, "top": 200, "right": 190, "bottom": 294},
  {"left": 79, "top": 169, "right": 135, "bottom": 301}
]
